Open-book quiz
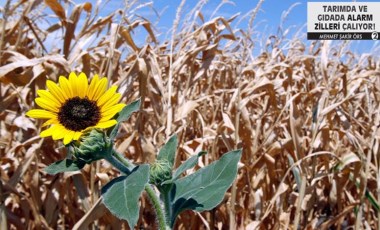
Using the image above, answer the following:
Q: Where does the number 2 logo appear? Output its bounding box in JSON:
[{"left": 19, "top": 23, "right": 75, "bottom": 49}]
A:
[{"left": 372, "top": 32, "right": 378, "bottom": 40}]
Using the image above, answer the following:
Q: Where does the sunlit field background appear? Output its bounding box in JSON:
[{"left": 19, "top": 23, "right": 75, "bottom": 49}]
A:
[{"left": 1, "top": 0, "right": 380, "bottom": 229}]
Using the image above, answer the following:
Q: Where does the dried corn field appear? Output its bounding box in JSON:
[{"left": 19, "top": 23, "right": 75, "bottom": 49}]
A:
[{"left": 1, "top": 0, "right": 380, "bottom": 229}]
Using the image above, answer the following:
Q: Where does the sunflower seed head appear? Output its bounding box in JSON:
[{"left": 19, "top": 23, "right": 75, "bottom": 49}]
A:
[{"left": 72, "top": 129, "right": 110, "bottom": 163}]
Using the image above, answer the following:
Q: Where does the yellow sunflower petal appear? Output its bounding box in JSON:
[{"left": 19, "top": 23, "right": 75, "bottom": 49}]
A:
[
  {"left": 87, "top": 74, "right": 99, "bottom": 99},
  {"left": 42, "top": 118, "right": 59, "bottom": 127},
  {"left": 101, "top": 93, "right": 122, "bottom": 111},
  {"left": 26, "top": 109, "right": 56, "bottom": 119},
  {"left": 59, "top": 76, "right": 73, "bottom": 99},
  {"left": 51, "top": 125, "right": 65, "bottom": 140},
  {"left": 40, "top": 126, "right": 56, "bottom": 137},
  {"left": 92, "top": 77, "right": 108, "bottom": 101},
  {"left": 68, "top": 72, "right": 78, "bottom": 97},
  {"left": 73, "top": 131, "right": 82, "bottom": 140},
  {"left": 63, "top": 131, "right": 75, "bottom": 145},
  {"left": 77, "top": 72, "right": 88, "bottom": 98},
  {"left": 37, "top": 90, "right": 61, "bottom": 106},
  {"left": 95, "top": 120, "right": 117, "bottom": 129},
  {"left": 52, "top": 125, "right": 69, "bottom": 140},
  {"left": 46, "top": 80, "right": 66, "bottom": 102},
  {"left": 97, "top": 86, "right": 117, "bottom": 107},
  {"left": 35, "top": 98, "right": 59, "bottom": 112},
  {"left": 100, "top": 104, "right": 126, "bottom": 122}
]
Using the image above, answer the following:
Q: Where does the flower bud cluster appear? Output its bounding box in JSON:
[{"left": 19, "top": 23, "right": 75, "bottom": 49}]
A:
[
  {"left": 72, "top": 129, "right": 110, "bottom": 163},
  {"left": 149, "top": 159, "right": 172, "bottom": 186}
]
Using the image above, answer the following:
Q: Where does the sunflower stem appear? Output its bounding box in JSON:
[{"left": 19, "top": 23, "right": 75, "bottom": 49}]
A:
[
  {"left": 103, "top": 153, "right": 131, "bottom": 174},
  {"left": 111, "top": 149, "right": 134, "bottom": 170},
  {"left": 110, "top": 149, "right": 169, "bottom": 230},
  {"left": 145, "top": 185, "right": 169, "bottom": 230},
  {"left": 161, "top": 187, "right": 173, "bottom": 227}
]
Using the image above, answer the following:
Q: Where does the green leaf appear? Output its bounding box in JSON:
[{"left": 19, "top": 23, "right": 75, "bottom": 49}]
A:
[
  {"left": 157, "top": 135, "right": 178, "bottom": 166},
  {"left": 116, "top": 98, "right": 141, "bottom": 123},
  {"left": 44, "top": 158, "right": 85, "bottom": 175},
  {"left": 101, "top": 164, "right": 149, "bottom": 229},
  {"left": 170, "top": 149, "right": 242, "bottom": 226},
  {"left": 163, "top": 151, "right": 207, "bottom": 184},
  {"left": 109, "top": 98, "right": 141, "bottom": 140}
]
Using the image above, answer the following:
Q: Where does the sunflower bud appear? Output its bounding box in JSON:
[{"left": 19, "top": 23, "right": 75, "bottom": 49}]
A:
[
  {"left": 72, "top": 129, "right": 110, "bottom": 163},
  {"left": 149, "top": 159, "right": 172, "bottom": 186}
]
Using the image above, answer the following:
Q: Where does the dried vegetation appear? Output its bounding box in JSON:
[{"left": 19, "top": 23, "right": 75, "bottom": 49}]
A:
[{"left": 1, "top": 0, "right": 380, "bottom": 229}]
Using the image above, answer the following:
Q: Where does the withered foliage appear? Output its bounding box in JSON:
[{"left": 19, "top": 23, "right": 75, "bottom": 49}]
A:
[{"left": 1, "top": 0, "right": 380, "bottom": 229}]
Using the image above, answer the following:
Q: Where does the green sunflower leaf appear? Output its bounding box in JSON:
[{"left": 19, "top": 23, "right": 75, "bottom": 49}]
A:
[
  {"left": 116, "top": 98, "right": 141, "bottom": 123},
  {"left": 157, "top": 134, "right": 178, "bottom": 166},
  {"left": 109, "top": 98, "right": 141, "bottom": 140},
  {"left": 101, "top": 164, "right": 149, "bottom": 229},
  {"left": 44, "top": 158, "right": 86, "bottom": 175},
  {"left": 162, "top": 151, "right": 207, "bottom": 185},
  {"left": 169, "top": 149, "right": 242, "bottom": 227}
]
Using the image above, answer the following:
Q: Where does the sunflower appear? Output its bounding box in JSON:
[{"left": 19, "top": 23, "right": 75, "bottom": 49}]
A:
[{"left": 26, "top": 72, "right": 125, "bottom": 145}]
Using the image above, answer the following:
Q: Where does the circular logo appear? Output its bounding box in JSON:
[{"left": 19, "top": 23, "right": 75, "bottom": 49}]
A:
[{"left": 372, "top": 31, "right": 378, "bottom": 40}]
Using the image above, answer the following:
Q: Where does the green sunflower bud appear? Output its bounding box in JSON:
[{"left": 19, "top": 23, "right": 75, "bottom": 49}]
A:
[
  {"left": 72, "top": 129, "right": 110, "bottom": 164},
  {"left": 149, "top": 159, "right": 172, "bottom": 186}
]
